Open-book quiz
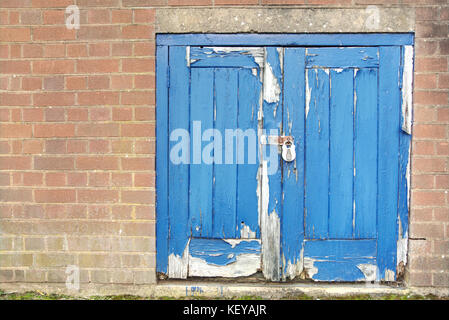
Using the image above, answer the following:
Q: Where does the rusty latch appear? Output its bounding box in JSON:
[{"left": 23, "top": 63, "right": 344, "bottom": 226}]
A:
[{"left": 260, "top": 135, "right": 293, "bottom": 145}]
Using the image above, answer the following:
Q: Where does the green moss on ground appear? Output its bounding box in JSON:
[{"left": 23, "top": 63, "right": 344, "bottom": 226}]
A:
[{"left": 0, "top": 290, "right": 447, "bottom": 300}]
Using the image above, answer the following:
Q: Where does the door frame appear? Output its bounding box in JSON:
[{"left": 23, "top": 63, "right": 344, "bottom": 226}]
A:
[{"left": 156, "top": 33, "right": 414, "bottom": 282}]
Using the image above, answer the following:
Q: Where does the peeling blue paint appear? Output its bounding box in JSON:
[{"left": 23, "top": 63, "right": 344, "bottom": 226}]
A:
[{"left": 189, "top": 239, "right": 260, "bottom": 266}]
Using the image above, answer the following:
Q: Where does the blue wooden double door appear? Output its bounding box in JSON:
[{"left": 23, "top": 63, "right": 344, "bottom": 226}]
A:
[{"left": 157, "top": 44, "right": 411, "bottom": 282}]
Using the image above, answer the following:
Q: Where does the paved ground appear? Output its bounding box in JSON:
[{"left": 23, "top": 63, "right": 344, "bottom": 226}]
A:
[{"left": 0, "top": 290, "right": 447, "bottom": 300}]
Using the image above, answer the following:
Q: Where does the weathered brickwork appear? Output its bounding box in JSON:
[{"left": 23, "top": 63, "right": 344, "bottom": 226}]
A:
[{"left": 0, "top": 0, "right": 447, "bottom": 290}]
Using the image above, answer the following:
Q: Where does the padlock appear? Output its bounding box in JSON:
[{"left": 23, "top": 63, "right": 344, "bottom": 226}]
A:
[{"left": 281, "top": 140, "right": 296, "bottom": 162}]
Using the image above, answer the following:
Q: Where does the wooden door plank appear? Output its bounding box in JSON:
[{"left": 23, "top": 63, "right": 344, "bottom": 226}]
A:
[
  {"left": 156, "top": 45, "right": 169, "bottom": 274},
  {"left": 213, "top": 68, "right": 239, "bottom": 238},
  {"left": 377, "top": 46, "right": 401, "bottom": 281},
  {"left": 236, "top": 68, "right": 261, "bottom": 239},
  {"left": 354, "top": 68, "right": 378, "bottom": 239},
  {"left": 303, "top": 239, "right": 377, "bottom": 281},
  {"left": 167, "top": 46, "right": 191, "bottom": 278},
  {"left": 261, "top": 47, "right": 283, "bottom": 281},
  {"left": 281, "top": 47, "right": 306, "bottom": 280},
  {"left": 305, "top": 68, "right": 330, "bottom": 240},
  {"left": 329, "top": 68, "right": 354, "bottom": 239},
  {"left": 189, "top": 68, "right": 214, "bottom": 238},
  {"left": 306, "top": 47, "right": 379, "bottom": 68}
]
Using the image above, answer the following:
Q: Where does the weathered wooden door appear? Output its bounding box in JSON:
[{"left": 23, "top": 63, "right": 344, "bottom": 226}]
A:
[{"left": 157, "top": 36, "right": 413, "bottom": 282}]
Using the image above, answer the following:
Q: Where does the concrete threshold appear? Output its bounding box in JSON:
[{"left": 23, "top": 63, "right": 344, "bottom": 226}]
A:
[{"left": 2, "top": 281, "right": 447, "bottom": 298}]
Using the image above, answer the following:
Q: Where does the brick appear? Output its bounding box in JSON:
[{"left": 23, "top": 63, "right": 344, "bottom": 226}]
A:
[
  {"left": 135, "top": 174, "right": 155, "bottom": 188},
  {"left": 416, "top": 22, "right": 447, "bottom": 39},
  {"left": 439, "top": 74, "right": 449, "bottom": 89},
  {"left": 67, "top": 44, "right": 88, "bottom": 57},
  {"left": 111, "top": 173, "right": 132, "bottom": 187},
  {"left": 23, "top": 108, "right": 44, "bottom": 121},
  {"left": 42, "top": 10, "right": 64, "bottom": 24},
  {"left": 66, "top": 76, "right": 86, "bottom": 90},
  {"left": 414, "top": 74, "right": 437, "bottom": 90},
  {"left": 43, "top": 44, "right": 65, "bottom": 58},
  {"left": 413, "top": 124, "right": 447, "bottom": 139},
  {"left": 0, "top": 124, "right": 32, "bottom": 138},
  {"left": 135, "top": 207, "right": 155, "bottom": 222},
  {"left": 112, "top": 107, "right": 133, "bottom": 120},
  {"left": 122, "top": 157, "right": 154, "bottom": 171},
  {"left": 0, "top": 27, "right": 31, "bottom": 41},
  {"left": 111, "top": 42, "right": 133, "bottom": 56},
  {"left": 413, "top": 141, "right": 435, "bottom": 155},
  {"left": 34, "top": 124, "right": 75, "bottom": 138},
  {"left": 0, "top": 189, "right": 32, "bottom": 202},
  {"left": 436, "top": 142, "right": 449, "bottom": 156},
  {"left": 34, "top": 157, "right": 74, "bottom": 170},
  {"left": 23, "top": 44, "right": 43, "bottom": 58},
  {"left": 77, "top": 59, "right": 119, "bottom": 73},
  {"left": 45, "top": 108, "right": 65, "bottom": 122},
  {"left": 76, "top": 156, "right": 119, "bottom": 170},
  {"left": 77, "top": 0, "right": 120, "bottom": 6},
  {"left": 67, "top": 172, "right": 87, "bottom": 187},
  {"left": 135, "top": 107, "right": 155, "bottom": 121},
  {"left": 121, "top": 190, "right": 154, "bottom": 204},
  {"left": 78, "top": 190, "right": 119, "bottom": 203},
  {"left": 413, "top": 158, "right": 447, "bottom": 173},
  {"left": 78, "top": 91, "right": 119, "bottom": 106},
  {"left": 32, "top": 0, "right": 73, "bottom": 8},
  {"left": 411, "top": 174, "right": 434, "bottom": 189},
  {"left": 122, "top": 91, "right": 155, "bottom": 105},
  {"left": 133, "top": 42, "right": 154, "bottom": 56},
  {"left": 78, "top": 26, "right": 121, "bottom": 40},
  {"left": 410, "top": 223, "right": 445, "bottom": 239},
  {"left": 134, "top": 75, "right": 154, "bottom": 89},
  {"left": 112, "top": 10, "right": 132, "bottom": 23},
  {"left": 121, "top": 124, "right": 155, "bottom": 137},
  {"left": 0, "top": 254, "right": 33, "bottom": 267},
  {"left": 23, "top": 140, "right": 43, "bottom": 154},
  {"left": 412, "top": 190, "right": 446, "bottom": 206},
  {"left": 89, "top": 43, "right": 110, "bottom": 56},
  {"left": 133, "top": 9, "right": 155, "bottom": 23},
  {"left": 67, "top": 140, "right": 87, "bottom": 154},
  {"left": 35, "top": 189, "right": 76, "bottom": 203},
  {"left": 22, "top": 77, "right": 42, "bottom": 90},
  {"left": 122, "top": 58, "right": 154, "bottom": 72},
  {"left": 43, "top": 76, "right": 64, "bottom": 91},
  {"left": 88, "top": 172, "right": 110, "bottom": 187},
  {"left": 77, "top": 123, "right": 119, "bottom": 137},
  {"left": 33, "top": 60, "right": 75, "bottom": 74},
  {"left": 88, "top": 139, "right": 110, "bottom": 153},
  {"left": 415, "top": 57, "right": 448, "bottom": 73},
  {"left": 168, "top": 0, "right": 212, "bottom": 5},
  {"left": 88, "top": 76, "right": 110, "bottom": 90},
  {"left": 121, "top": 221, "right": 154, "bottom": 236},
  {"left": 122, "top": 0, "right": 165, "bottom": 6},
  {"left": 22, "top": 172, "right": 43, "bottom": 186},
  {"left": 88, "top": 9, "right": 111, "bottom": 24},
  {"left": 78, "top": 253, "right": 120, "bottom": 268},
  {"left": 33, "top": 26, "right": 76, "bottom": 40},
  {"left": 46, "top": 172, "right": 66, "bottom": 186},
  {"left": 112, "top": 141, "right": 133, "bottom": 153},
  {"left": 111, "top": 75, "right": 133, "bottom": 90},
  {"left": 0, "top": 156, "right": 31, "bottom": 170}
]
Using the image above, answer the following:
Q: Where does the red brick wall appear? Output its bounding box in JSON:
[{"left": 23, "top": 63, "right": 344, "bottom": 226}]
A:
[{"left": 0, "top": 0, "right": 447, "bottom": 289}]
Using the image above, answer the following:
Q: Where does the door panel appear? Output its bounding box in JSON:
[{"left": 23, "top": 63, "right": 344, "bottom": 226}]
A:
[{"left": 157, "top": 42, "right": 411, "bottom": 282}]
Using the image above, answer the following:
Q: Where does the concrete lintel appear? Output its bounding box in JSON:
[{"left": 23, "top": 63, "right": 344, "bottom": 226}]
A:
[{"left": 156, "top": 8, "right": 415, "bottom": 34}]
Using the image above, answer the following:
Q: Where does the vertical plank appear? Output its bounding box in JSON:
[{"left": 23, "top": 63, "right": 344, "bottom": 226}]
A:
[
  {"left": 305, "top": 68, "right": 330, "bottom": 240},
  {"left": 189, "top": 68, "right": 214, "bottom": 238},
  {"left": 156, "top": 45, "right": 169, "bottom": 274},
  {"left": 236, "top": 68, "right": 261, "bottom": 239},
  {"left": 377, "top": 46, "right": 401, "bottom": 281},
  {"left": 329, "top": 69, "right": 354, "bottom": 239},
  {"left": 397, "top": 45, "right": 413, "bottom": 270},
  {"left": 261, "top": 47, "right": 283, "bottom": 281},
  {"left": 281, "top": 48, "right": 305, "bottom": 279},
  {"left": 168, "top": 46, "right": 190, "bottom": 277},
  {"left": 213, "top": 68, "right": 238, "bottom": 238},
  {"left": 354, "top": 68, "right": 378, "bottom": 239}
]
